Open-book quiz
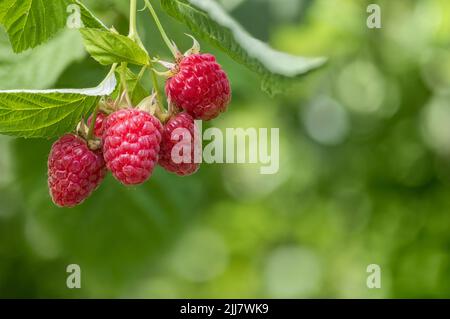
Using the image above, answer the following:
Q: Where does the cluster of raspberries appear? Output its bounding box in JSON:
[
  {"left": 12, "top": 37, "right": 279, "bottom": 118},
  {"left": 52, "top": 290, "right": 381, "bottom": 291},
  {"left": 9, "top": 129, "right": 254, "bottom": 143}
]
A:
[{"left": 48, "top": 53, "right": 231, "bottom": 207}]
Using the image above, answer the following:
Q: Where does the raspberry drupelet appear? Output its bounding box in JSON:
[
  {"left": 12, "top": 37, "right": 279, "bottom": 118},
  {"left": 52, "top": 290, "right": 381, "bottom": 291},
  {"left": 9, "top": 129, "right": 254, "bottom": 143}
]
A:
[
  {"left": 102, "top": 109, "right": 163, "bottom": 185},
  {"left": 159, "top": 112, "right": 200, "bottom": 176},
  {"left": 87, "top": 111, "right": 108, "bottom": 138},
  {"left": 48, "top": 134, "right": 106, "bottom": 207},
  {"left": 165, "top": 53, "right": 231, "bottom": 121}
]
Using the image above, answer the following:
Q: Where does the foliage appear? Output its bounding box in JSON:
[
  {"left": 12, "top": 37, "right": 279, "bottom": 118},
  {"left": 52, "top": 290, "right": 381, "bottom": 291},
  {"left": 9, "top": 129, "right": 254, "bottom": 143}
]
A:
[
  {"left": 0, "top": 0, "right": 323, "bottom": 139},
  {"left": 0, "top": 0, "right": 449, "bottom": 298}
]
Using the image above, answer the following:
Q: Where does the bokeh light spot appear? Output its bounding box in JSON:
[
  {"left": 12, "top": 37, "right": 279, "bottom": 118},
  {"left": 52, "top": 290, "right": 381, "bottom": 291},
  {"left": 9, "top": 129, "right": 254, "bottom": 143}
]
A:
[
  {"left": 170, "top": 228, "right": 228, "bottom": 282},
  {"left": 303, "top": 96, "right": 349, "bottom": 145},
  {"left": 264, "top": 246, "right": 322, "bottom": 298},
  {"left": 421, "top": 94, "right": 450, "bottom": 155},
  {"left": 337, "top": 60, "right": 386, "bottom": 114}
]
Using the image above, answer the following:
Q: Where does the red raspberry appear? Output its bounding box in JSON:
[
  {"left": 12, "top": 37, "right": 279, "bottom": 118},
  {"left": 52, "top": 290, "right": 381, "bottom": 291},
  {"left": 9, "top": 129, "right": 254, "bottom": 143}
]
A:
[
  {"left": 48, "top": 134, "right": 106, "bottom": 207},
  {"left": 103, "top": 109, "right": 163, "bottom": 185},
  {"left": 165, "top": 53, "right": 231, "bottom": 120},
  {"left": 159, "top": 112, "right": 200, "bottom": 176},
  {"left": 87, "top": 111, "right": 107, "bottom": 137}
]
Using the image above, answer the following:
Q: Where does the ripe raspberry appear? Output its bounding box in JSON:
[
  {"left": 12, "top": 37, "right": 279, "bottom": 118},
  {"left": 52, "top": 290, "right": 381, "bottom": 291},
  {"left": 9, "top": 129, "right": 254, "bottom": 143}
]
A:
[
  {"left": 87, "top": 111, "right": 107, "bottom": 137},
  {"left": 165, "top": 53, "right": 231, "bottom": 120},
  {"left": 48, "top": 134, "right": 106, "bottom": 207},
  {"left": 103, "top": 109, "right": 163, "bottom": 185},
  {"left": 159, "top": 112, "right": 200, "bottom": 176}
]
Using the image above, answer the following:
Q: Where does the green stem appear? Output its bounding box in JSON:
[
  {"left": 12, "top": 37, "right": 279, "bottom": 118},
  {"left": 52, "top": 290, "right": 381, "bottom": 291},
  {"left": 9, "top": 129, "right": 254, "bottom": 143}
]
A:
[
  {"left": 129, "top": 0, "right": 138, "bottom": 39},
  {"left": 137, "top": 65, "right": 147, "bottom": 82},
  {"left": 144, "top": 0, "right": 178, "bottom": 58},
  {"left": 88, "top": 63, "right": 117, "bottom": 139},
  {"left": 87, "top": 103, "right": 100, "bottom": 141},
  {"left": 128, "top": 0, "right": 168, "bottom": 118},
  {"left": 151, "top": 69, "right": 165, "bottom": 112},
  {"left": 128, "top": 0, "right": 148, "bottom": 53},
  {"left": 120, "top": 62, "right": 132, "bottom": 107}
]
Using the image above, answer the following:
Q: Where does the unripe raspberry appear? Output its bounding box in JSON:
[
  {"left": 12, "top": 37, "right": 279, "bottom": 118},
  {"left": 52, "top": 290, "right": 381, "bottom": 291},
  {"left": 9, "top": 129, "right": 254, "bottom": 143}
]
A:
[
  {"left": 87, "top": 111, "right": 107, "bottom": 138},
  {"left": 165, "top": 53, "right": 231, "bottom": 120},
  {"left": 159, "top": 112, "right": 200, "bottom": 176},
  {"left": 102, "top": 109, "right": 163, "bottom": 185},
  {"left": 48, "top": 134, "right": 106, "bottom": 207}
]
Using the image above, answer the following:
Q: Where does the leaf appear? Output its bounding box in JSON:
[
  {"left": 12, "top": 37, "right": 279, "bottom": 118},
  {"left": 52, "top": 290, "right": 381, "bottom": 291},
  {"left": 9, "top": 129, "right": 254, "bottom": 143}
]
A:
[
  {"left": 114, "top": 65, "right": 149, "bottom": 105},
  {"left": 75, "top": 0, "right": 108, "bottom": 30},
  {"left": 80, "top": 28, "right": 150, "bottom": 66},
  {"left": 0, "top": 29, "right": 85, "bottom": 89},
  {"left": 159, "top": 0, "right": 327, "bottom": 95},
  {"left": 0, "top": 0, "right": 106, "bottom": 53},
  {"left": 0, "top": 71, "right": 117, "bottom": 138}
]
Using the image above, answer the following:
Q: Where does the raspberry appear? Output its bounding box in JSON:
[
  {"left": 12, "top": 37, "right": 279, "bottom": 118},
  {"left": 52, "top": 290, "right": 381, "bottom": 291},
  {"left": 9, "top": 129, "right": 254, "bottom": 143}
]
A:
[
  {"left": 87, "top": 111, "right": 107, "bottom": 138},
  {"left": 48, "top": 134, "right": 106, "bottom": 207},
  {"left": 103, "top": 109, "right": 163, "bottom": 185},
  {"left": 165, "top": 53, "right": 231, "bottom": 120},
  {"left": 159, "top": 112, "right": 200, "bottom": 176}
]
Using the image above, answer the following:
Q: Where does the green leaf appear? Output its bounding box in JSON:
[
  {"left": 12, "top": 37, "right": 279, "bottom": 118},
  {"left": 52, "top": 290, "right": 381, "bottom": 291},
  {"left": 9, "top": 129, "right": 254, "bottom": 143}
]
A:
[
  {"left": 160, "top": 0, "right": 327, "bottom": 95},
  {"left": 0, "top": 71, "right": 116, "bottom": 138},
  {"left": 114, "top": 65, "right": 148, "bottom": 105},
  {"left": 0, "top": 0, "right": 106, "bottom": 53},
  {"left": 0, "top": 29, "right": 85, "bottom": 89},
  {"left": 80, "top": 28, "right": 150, "bottom": 66},
  {"left": 75, "top": 0, "right": 108, "bottom": 30}
]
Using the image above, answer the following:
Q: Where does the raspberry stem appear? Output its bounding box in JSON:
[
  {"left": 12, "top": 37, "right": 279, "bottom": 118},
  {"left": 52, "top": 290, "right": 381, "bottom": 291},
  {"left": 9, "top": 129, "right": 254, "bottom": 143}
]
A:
[
  {"left": 150, "top": 69, "right": 165, "bottom": 112},
  {"left": 87, "top": 102, "right": 100, "bottom": 141},
  {"left": 143, "top": 0, "right": 179, "bottom": 58},
  {"left": 128, "top": 0, "right": 145, "bottom": 47},
  {"left": 119, "top": 62, "right": 132, "bottom": 107},
  {"left": 127, "top": 0, "right": 167, "bottom": 115},
  {"left": 87, "top": 63, "right": 117, "bottom": 140},
  {"left": 129, "top": 0, "right": 137, "bottom": 38},
  {"left": 126, "top": 0, "right": 170, "bottom": 122},
  {"left": 137, "top": 65, "right": 147, "bottom": 82}
]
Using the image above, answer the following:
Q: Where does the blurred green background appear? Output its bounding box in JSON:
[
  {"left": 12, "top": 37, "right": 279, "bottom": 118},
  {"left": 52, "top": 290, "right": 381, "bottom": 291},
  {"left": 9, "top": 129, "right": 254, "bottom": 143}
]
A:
[{"left": 1, "top": 0, "right": 450, "bottom": 298}]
